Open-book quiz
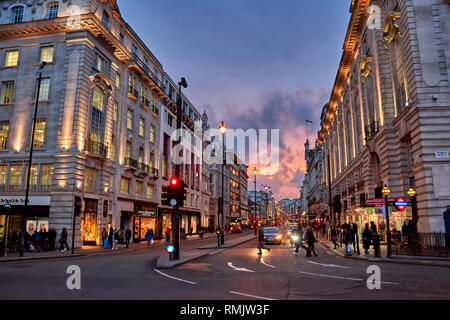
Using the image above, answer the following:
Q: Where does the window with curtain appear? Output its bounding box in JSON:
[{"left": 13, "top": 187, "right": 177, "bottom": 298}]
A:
[
  {"left": 84, "top": 168, "right": 98, "bottom": 193},
  {"left": 139, "top": 118, "right": 145, "bottom": 137},
  {"left": 138, "top": 147, "right": 144, "bottom": 165},
  {"left": 38, "top": 78, "right": 50, "bottom": 101},
  {"left": 102, "top": 11, "right": 110, "bottom": 29},
  {"left": 135, "top": 181, "right": 143, "bottom": 197},
  {"left": 0, "top": 120, "right": 9, "bottom": 150},
  {"left": 9, "top": 165, "right": 23, "bottom": 190},
  {"left": 90, "top": 87, "right": 105, "bottom": 143},
  {"left": 40, "top": 46, "right": 54, "bottom": 63},
  {"left": 1, "top": 81, "right": 14, "bottom": 104},
  {"left": 120, "top": 177, "right": 130, "bottom": 194},
  {"left": 40, "top": 164, "right": 53, "bottom": 190},
  {"left": 146, "top": 184, "right": 154, "bottom": 199},
  {"left": 149, "top": 124, "right": 155, "bottom": 143},
  {"left": 5, "top": 50, "right": 19, "bottom": 67},
  {"left": 11, "top": 6, "right": 24, "bottom": 24},
  {"left": 31, "top": 118, "right": 46, "bottom": 149},
  {"left": 127, "top": 110, "right": 134, "bottom": 131},
  {"left": 25, "top": 164, "right": 38, "bottom": 190}
]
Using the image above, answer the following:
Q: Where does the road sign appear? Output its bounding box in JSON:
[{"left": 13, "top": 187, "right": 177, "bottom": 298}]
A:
[
  {"left": 366, "top": 198, "right": 393, "bottom": 207},
  {"left": 395, "top": 197, "right": 407, "bottom": 211},
  {"left": 167, "top": 245, "right": 174, "bottom": 253}
]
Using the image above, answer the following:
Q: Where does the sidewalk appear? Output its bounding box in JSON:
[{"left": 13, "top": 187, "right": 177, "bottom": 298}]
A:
[
  {"left": 318, "top": 237, "right": 450, "bottom": 268},
  {"left": 0, "top": 232, "right": 218, "bottom": 263},
  {"left": 156, "top": 233, "right": 257, "bottom": 269}
]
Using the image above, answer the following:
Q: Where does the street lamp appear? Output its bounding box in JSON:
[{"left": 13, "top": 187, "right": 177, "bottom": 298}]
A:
[
  {"left": 408, "top": 187, "right": 418, "bottom": 233},
  {"left": 382, "top": 185, "right": 392, "bottom": 258},
  {"left": 262, "top": 184, "right": 271, "bottom": 224},
  {"left": 253, "top": 168, "right": 258, "bottom": 235},
  {"left": 219, "top": 121, "right": 227, "bottom": 245},
  {"left": 20, "top": 62, "right": 47, "bottom": 257}
]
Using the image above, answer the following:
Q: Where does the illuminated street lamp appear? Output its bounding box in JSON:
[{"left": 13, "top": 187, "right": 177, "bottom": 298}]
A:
[{"left": 382, "top": 185, "right": 392, "bottom": 258}]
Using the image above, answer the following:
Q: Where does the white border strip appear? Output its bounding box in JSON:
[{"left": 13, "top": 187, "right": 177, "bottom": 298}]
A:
[
  {"left": 229, "top": 291, "right": 276, "bottom": 301},
  {"left": 261, "top": 258, "right": 276, "bottom": 269},
  {"left": 154, "top": 269, "right": 197, "bottom": 285}
]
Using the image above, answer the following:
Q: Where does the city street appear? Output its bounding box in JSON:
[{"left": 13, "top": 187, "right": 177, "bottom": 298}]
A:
[{"left": 1, "top": 230, "right": 449, "bottom": 300}]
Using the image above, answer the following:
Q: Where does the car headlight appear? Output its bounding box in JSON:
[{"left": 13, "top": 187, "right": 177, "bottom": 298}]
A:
[
  {"left": 276, "top": 235, "right": 282, "bottom": 239},
  {"left": 291, "top": 235, "right": 299, "bottom": 241}
]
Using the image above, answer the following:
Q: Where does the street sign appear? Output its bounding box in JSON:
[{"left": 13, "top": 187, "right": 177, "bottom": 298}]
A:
[
  {"left": 366, "top": 198, "right": 393, "bottom": 207},
  {"left": 167, "top": 245, "right": 174, "bottom": 253},
  {"left": 395, "top": 197, "right": 407, "bottom": 211}
]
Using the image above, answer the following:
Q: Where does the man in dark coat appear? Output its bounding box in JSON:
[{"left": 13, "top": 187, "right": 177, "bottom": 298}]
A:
[
  {"left": 125, "top": 228, "right": 132, "bottom": 248},
  {"left": 305, "top": 226, "right": 318, "bottom": 257}
]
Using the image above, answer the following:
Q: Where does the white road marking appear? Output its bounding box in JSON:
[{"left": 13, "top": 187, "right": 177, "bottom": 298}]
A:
[
  {"left": 381, "top": 281, "right": 400, "bottom": 285},
  {"left": 300, "top": 271, "right": 400, "bottom": 285},
  {"left": 308, "top": 261, "right": 350, "bottom": 269},
  {"left": 229, "top": 291, "right": 276, "bottom": 301},
  {"left": 154, "top": 269, "right": 196, "bottom": 285},
  {"left": 260, "top": 258, "right": 276, "bottom": 269},
  {"left": 227, "top": 262, "right": 255, "bottom": 273}
]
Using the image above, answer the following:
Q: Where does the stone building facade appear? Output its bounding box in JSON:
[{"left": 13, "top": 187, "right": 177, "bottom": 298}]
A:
[
  {"left": 318, "top": 0, "right": 450, "bottom": 233},
  {"left": 0, "top": 0, "right": 210, "bottom": 247}
]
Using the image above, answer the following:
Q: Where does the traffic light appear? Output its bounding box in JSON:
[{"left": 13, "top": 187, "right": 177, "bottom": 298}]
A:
[
  {"left": 178, "top": 181, "right": 187, "bottom": 208},
  {"left": 74, "top": 196, "right": 82, "bottom": 216},
  {"left": 168, "top": 177, "right": 179, "bottom": 207}
]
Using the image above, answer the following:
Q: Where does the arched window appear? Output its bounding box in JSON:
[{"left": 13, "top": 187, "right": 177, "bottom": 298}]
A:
[
  {"left": 46, "top": 2, "right": 59, "bottom": 19},
  {"left": 11, "top": 6, "right": 24, "bottom": 24}
]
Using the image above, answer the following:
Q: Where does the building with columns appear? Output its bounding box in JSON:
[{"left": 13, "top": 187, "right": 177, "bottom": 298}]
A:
[
  {"left": 0, "top": 0, "right": 210, "bottom": 247},
  {"left": 318, "top": 0, "right": 450, "bottom": 233}
]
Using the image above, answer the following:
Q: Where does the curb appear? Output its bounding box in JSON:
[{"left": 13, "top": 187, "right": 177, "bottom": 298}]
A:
[
  {"left": 318, "top": 239, "right": 450, "bottom": 268},
  {"left": 0, "top": 253, "right": 86, "bottom": 263},
  {"left": 156, "top": 235, "right": 257, "bottom": 269}
]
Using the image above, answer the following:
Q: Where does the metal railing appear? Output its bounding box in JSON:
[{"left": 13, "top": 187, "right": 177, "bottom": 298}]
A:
[
  {"left": 124, "top": 157, "right": 138, "bottom": 169},
  {"left": 128, "top": 85, "right": 139, "bottom": 98},
  {"left": 364, "top": 121, "right": 379, "bottom": 138},
  {"left": 130, "top": 53, "right": 166, "bottom": 92},
  {"left": 137, "top": 162, "right": 159, "bottom": 176},
  {"left": 85, "top": 139, "right": 108, "bottom": 158},
  {"left": 392, "top": 233, "right": 450, "bottom": 257},
  {"left": 140, "top": 96, "right": 150, "bottom": 107}
]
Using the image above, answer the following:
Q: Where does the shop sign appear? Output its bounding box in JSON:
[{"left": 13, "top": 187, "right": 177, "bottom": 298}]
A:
[
  {"left": 0, "top": 196, "right": 51, "bottom": 206},
  {"left": 137, "top": 210, "right": 155, "bottom": 217}
]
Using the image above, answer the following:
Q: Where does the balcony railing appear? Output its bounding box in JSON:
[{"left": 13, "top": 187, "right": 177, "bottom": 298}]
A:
[
  {"left": 124, "top": 157, "right": 138, "bottom": 169},
  {"left": 140, "top": 96, "right": 150, "bottom": 108},
  {"left": 85, "top": 139, "right": 108, "bottom": 158},
  {"left": 150, "top": 104, "right": 159, "bottom": 116},
  {"left": 128, "top": 85, "right": 139, "bottom": 98},
  {"left": 138, "top": 163, "right": 159, "bottom": 176},
  {"left": 130, "top": 53, "right": 166, "bottom": 92},
  {"left": 364, "top": 121, "right": 379, "bottom": 138}
]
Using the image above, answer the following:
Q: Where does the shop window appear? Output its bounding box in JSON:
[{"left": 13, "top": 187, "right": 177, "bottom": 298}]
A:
[
  {"left": 40, "top": 164, "right": 53, "bottom": 190},
  {"left": 31, "top": 118, "right": 46, "bottom": 149},
  {"left": 120, "top": 177, "right": 130, "bottom": 194},
  {"left": 84, "top": 168, "right": 98, "bottom": 193},
  {"left": 5, "top": 50, "right": 19, "bottom": 67},
  {"left": 0, "top": 120, "right": 9, "bottom": 150},
  {"left": 40, "top": 46, "right": 54, "bottom": 63},
  {"left": 1, "top": 81, "right": 14, "bottom": 104},
  {"left": 9, "top": 165, "right": 23, "bottom": 190}
]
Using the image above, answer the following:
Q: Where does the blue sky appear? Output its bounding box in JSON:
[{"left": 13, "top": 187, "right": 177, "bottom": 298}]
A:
[{"left": 118, "top": 0, "right": 351, "bottom": 199}]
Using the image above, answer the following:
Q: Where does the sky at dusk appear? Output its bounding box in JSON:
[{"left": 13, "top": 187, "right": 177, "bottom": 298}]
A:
[{"left": 119, "top": 0, "right": 351, "bottom": 200}]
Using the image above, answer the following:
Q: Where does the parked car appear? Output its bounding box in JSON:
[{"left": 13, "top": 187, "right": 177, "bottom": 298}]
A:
[{"left": 263, "top": 227, "right": 283, "bottom": 245}]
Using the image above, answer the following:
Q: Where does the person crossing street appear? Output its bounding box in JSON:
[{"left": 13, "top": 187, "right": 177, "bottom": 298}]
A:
[{"left": 257, "top": 228, "right": 270, "bottom": 255}]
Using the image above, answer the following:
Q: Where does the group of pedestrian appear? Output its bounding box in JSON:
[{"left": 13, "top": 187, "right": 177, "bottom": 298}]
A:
[{"left": 6, "top": 227, "right": 69, "bottom": 253}]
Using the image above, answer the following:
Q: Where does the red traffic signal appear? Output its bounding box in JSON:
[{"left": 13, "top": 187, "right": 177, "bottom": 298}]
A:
[{"left": 170, "top": 177, "right": 178, "bottom": 186}]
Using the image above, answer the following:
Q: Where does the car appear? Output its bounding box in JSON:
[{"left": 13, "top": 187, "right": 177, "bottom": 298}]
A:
[
  {"left": 229, "top": 223, "right": 242, "bottom": 233},
  {"left": 263, "top": 227, "right": 283, "bottom": 245},
  {"left": 287, "top": 224, "right": 297, "bottom": 238}
]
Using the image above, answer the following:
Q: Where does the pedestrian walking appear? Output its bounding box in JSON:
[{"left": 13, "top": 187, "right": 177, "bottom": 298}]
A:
[
  {"left": 330, "top": 225, "right": 339, "bottom": 249},
  {"left": 362, "top": 223, "right": 372, "bottom": 255},
  {"left": 125, "top": 228, "right": 132, "bottom": 248},
  {"left": 145, "top": 228, "right": 153, "bottom": 246},
  {"left": 112, "top": 228, "right": 118, "bottom": 250},
  {"left": 49, "top": 228, "right": 57, "bottom": 251},
  {"left": 257, "top": 228, "right": 270, "bottom": 255},
  {"left": 101, "top": 228, "right": 108, "bottom": 248},
  {"left": 165, "top": 228, "right": 171, "bottom": 244},
  {"left": 59, "top": 228, "right": 69, "bottom": 252},
  {"left": 292, "top": 224, "right": 303, "bottom": 255},
  {"left": 108, "top": 226, "right": 114, "bottom": 249},
  {"left": 305, "top": 226, "right": 318, "bottom": 257}
]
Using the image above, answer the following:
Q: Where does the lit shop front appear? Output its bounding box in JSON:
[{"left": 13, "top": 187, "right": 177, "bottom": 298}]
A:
[
  {"left": 133, "top": 202, "right": 157, "bottom": 242},
  {"left": 81, "top": 199, "right": 98, "bottom": 246},
  {"left": 0, "top": 196, "right": 51, "bottom": 242},
  {"left": 180, "top": 209, "right": 201, "bottom": 235}
]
